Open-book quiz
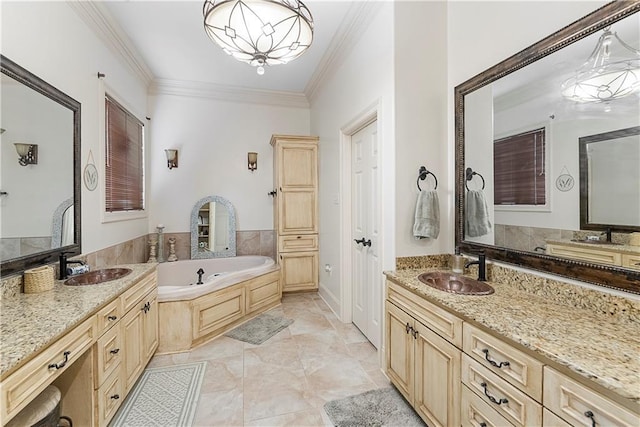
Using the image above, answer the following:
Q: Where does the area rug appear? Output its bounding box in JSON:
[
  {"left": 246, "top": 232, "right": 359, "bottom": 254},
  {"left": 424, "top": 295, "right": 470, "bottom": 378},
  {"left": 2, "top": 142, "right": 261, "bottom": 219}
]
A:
[
  {"left": 225, "top": 312, "right": 293, "bottom": 345},
  {"left": 109, "top": 362, "right": 206, "bottom": 427},
  {"left": 324, "top": 387, "right": 426, "bottom": 427}
]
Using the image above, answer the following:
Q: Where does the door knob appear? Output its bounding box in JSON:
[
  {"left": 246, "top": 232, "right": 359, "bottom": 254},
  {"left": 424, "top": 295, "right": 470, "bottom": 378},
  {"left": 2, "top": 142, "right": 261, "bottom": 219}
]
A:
[{"left": 363, "top": 239, "right": 372, "bottom": 247}]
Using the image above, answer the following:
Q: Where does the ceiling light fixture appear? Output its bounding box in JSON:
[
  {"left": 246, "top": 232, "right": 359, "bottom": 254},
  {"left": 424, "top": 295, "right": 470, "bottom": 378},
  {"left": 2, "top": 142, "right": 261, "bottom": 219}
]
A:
[
  {"left": 203, "top": 0, "right": 314, "bottom": 75},
  {"left": 561, "top": 26, "right": 640, "bottom": 103}
]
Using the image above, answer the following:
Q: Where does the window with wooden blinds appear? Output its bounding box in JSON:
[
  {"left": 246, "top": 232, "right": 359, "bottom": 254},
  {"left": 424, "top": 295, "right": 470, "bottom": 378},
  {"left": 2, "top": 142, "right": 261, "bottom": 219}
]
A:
[
  {"left": 105, "top": 95, "right": 144, "bottom": 212},
  {"left": 494, "top": 128, "right": 546, "bottom": 206}
]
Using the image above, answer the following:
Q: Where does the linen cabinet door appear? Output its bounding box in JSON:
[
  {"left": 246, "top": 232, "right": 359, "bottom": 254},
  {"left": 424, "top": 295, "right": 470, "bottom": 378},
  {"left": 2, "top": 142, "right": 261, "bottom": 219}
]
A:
[
  {"left": 121, "top": 306, "right": 144, "bottom": 393},
  {"left": 414, "top": 320, "right": 461, "bottom": 427},
  {"left": 141, "top": 292, "right": 158, "bottom": 363},
  {"left": 385, "top": 301, "right": 414, "bottom": 405}
]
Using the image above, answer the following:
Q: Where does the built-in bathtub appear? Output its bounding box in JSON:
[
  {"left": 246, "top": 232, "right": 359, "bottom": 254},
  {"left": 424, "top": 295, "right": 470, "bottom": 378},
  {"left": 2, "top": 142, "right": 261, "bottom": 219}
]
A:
[{"left": 156, "top": 256, "right": 282, "bottom": 353}]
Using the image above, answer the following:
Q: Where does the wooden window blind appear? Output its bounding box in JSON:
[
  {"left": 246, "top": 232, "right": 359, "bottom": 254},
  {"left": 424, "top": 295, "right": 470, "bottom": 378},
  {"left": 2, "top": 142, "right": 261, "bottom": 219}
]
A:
[
  {"left": 494, "top": 128, "right": 546, "bottom": 205},
  {"left": 105, "top": 95, "right": 144, "bottom": 212}
]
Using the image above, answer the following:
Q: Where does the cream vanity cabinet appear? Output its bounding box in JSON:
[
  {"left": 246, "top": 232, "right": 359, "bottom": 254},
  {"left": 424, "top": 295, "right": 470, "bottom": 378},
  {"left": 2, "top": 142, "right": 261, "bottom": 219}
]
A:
[
  {"left": 271, "top": 135, "right": 319, "bottom": 292},
  {"left": 546, "top": 241, "right": 640, "bottom": 271},
  {"left": 0, "top": 270, "right": 158, "bottom": 427}
]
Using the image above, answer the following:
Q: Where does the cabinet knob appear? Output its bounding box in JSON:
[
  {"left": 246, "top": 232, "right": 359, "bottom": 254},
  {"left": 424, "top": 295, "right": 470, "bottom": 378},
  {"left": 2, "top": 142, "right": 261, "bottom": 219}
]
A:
[
  {"left": 111, "top": 394, "right": 120, "bottom": 400},
  {"left": 110, "top": 348, "right": 120, "bottom": 355}
]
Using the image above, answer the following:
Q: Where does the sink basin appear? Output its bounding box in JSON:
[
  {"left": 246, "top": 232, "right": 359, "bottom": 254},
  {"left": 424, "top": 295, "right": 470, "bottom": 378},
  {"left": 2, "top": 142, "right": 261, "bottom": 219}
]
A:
[
  {"left": 64, "top": 268, "right": 132, "bottom": 286},
  {"left": 570, "top": 239, "right": 622, "bottom": 246},
  {"left": 417, "top": 272, "right": 494, "bottom": 296}
]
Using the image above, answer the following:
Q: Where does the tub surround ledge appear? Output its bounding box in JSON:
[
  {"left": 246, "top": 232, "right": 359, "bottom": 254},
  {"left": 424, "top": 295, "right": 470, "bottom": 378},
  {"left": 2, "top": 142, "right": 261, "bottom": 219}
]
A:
[
  {"left": 385, "top": 261, "right": 640, "bottom": 411},
  {"left": 0, "top": 263, "right": 157, "bottom": 379}
]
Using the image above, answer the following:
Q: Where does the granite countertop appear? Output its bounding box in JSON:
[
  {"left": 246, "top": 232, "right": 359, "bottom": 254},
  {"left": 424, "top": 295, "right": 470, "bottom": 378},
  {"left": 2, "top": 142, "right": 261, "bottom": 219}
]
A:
[
  {"left": 0, "top": 263, "right": 157, "bottom": 379},
  {"left": 384, "top": 267, "right": 640, "bottom": 408},
  {"left": 546, "top": 238, "right": 640, "bottom": 254}
]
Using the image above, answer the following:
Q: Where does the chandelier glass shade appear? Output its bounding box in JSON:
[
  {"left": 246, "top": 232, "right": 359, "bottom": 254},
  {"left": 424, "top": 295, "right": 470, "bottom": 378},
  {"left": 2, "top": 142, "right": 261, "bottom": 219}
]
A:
[
  {"left": 203, "top": 0, "right": 314, "bottom": 75},
  {"left": 561, "top": 27, "right": 640, "bottom": 103}
]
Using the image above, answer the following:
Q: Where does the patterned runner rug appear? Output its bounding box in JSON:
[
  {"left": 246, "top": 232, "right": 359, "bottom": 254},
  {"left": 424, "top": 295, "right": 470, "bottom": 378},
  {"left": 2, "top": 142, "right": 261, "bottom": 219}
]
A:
[
  {"left": 225, "top": 312, "right": 293, "bottom": 345},
  {"left": 109, "top": 362, "right": 206, "bottom": 427},
  {"left": 324, "top": 387, "right": 426, "bottom": 427}
]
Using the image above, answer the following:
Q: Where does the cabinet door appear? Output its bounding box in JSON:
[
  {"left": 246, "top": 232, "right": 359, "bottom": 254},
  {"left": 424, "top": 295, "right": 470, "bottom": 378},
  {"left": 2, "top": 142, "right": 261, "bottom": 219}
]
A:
[
  {"left": 414, "top": 320, "right": 461, "bottom": 427},
  {"left": 278, "top": 142, "right": 317, "bottom": 188},
  {"left": 280, "top": 251, "right": 318, "bottom": 292},
  {"left": 122, "top": 306, "right": 144, "bottom": 393},
  {"left": 278, "top": 189, "right": 317, "bottom": 234},
  {"left": 142, "top": 294, "right": 158, "bottom": 363},
  {"left": 385, "top": 302, "right": 414, "bottom": 405}
]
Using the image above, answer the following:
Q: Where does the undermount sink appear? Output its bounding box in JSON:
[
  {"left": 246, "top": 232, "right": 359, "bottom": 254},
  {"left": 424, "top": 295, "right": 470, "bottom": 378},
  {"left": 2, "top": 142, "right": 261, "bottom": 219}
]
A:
[
  {"left": 64, "top": 268, "right": 132, "bottom": 286},
  {"left": 417, "top": 272, "right": 494, "bottom": 296},
  {"left": 570, "top": 239, "right": 622, "bottom": 246}
]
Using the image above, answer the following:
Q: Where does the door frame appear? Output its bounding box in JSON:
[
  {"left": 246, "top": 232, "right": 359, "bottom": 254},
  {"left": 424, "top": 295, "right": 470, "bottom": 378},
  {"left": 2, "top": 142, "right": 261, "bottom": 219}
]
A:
[{"left": 339, "top": 100, "right": 382, "bottom": 326}]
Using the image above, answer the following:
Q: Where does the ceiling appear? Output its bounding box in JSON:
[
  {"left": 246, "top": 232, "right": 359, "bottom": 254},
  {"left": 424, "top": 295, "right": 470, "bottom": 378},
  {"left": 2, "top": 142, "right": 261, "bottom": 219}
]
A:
[{"left": 101, "top": 0, "right": 358, "bottom": 94}]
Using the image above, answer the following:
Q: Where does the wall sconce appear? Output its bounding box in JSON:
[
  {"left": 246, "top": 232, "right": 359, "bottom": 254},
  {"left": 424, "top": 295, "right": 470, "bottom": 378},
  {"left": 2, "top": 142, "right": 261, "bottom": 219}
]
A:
[
  {"left": 165, "top": 149, "right": 178, "bottom": 169},
  {"left": 14, "top": 143, "right": 38, "bottom": 166},
  {"left": 248, "top": 152, "right": 258, "bottom": 172}
]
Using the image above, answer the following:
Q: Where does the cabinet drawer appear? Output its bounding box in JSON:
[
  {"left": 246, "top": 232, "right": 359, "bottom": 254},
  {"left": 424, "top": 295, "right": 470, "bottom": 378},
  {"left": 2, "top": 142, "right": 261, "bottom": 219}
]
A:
[
  {"left": 543, "top": 409, "right": 572, "bottom": 427},
  {"left": 543, "top": 367, "right": 639, "bottom": 427},
  {"left": 387, "top": 281, "right": 462, "bottom": 347},
  {"left": 121, "top": 271, "right": 157, "bottom": 313},
  {"left": 463, "top": 323, "right": 543, "bottom": 400},
  {"left": 96, "top": 298, "right": 122, "bottom": 336},
  {"left": 622, "top": 253, "right": 640, "bottom": 271},
  {"left": 546, "top": 244, "right": 621, "bottom": 266},
  {"left": 94, "top": 323, "right": 122, "bottom": 387},
  {"left": 1, "top": 316, "right": 96, "bottom": 422},
  {"left": 462, "top": 384, "right": 515, "bottom": 427},
  {"left": 96, "top": 369, "right": 124, "bottom": 427},
  {"left": 462, "top": 355, "right": 541, "bottom": 426},
  {"left": 192, "top": 286, "right": 245, "bottom": 339},
  {"left": 278, "top": 234, "right": 318, "bottom": 252}
]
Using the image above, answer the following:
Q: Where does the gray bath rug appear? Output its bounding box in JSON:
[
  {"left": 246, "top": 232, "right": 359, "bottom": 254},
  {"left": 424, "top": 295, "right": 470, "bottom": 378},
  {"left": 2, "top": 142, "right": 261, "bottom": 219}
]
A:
[
  {"left": 225, "top": 312, "right": 293, "bottom": 345},
  {"left": 109, "top": 362, "right": 206, "bottom": 427},
  {"left": 324, "top": 387, "right": 426, "bottom": 427}
]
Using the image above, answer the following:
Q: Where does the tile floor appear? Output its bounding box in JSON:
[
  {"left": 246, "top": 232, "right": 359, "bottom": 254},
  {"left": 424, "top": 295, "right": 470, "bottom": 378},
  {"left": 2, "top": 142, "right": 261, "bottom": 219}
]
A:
[{"left": 147, "top": 293, "right": 390, "bottom": 426}]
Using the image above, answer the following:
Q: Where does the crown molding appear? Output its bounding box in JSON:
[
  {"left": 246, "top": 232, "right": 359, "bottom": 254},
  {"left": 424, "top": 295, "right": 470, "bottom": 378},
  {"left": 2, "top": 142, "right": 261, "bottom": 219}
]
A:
[
  {"left": 66, "top": 1, "right": 154, "bottom": 86},
  {"left": 304, "top": 1, "right": 383, "bottom": 103},
  {"left": 150, "top": 79, "right": 310, "bottom": 108}
]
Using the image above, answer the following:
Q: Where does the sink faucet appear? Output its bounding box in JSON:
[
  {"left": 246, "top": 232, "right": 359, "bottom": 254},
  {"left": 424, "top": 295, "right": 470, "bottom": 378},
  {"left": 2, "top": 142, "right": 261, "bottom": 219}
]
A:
[
  {"left": 601, "top": 227, "right": 612, "bottom": 243},
  {"left": 465, "top": 252, "right": 487, "bottom": 281},
  {"left": 59, "top": 252, "right": 86, "bottom": 280}
]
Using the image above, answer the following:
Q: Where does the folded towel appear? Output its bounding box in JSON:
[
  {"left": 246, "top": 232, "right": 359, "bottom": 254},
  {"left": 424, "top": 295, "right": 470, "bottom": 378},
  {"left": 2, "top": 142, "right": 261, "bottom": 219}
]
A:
[
  {"left": 466, "top": 190, "right": 492, "bottom": 237},
  {"left": 413, "top": 190, "right": 440, "bottom": 239}
]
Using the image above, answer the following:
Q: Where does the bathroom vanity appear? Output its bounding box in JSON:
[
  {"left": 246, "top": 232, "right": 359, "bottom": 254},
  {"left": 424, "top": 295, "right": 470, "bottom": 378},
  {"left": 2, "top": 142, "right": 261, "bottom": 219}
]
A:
[
  {"left": 0, "top": 264, "right": 158, "bottom": 426},
  {"left": 384, "top": 265, "right": 640, "bottom": 427},
  {"left": 545, "top": 239, "right": 640, "bottom": 271}
]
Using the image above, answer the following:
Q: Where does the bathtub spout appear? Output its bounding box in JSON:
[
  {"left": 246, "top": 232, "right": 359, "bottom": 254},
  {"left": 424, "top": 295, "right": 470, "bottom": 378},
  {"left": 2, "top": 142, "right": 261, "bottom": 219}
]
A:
[{"left": 196, "top": 268, "right": 205, "bottom": 285}]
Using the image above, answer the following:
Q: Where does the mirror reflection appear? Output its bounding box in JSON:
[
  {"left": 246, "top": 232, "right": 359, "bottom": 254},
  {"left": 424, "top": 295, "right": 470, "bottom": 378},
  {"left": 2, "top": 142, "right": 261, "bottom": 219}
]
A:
[{"left": 190, "top": 195, "right": 236, "bottom": 259}]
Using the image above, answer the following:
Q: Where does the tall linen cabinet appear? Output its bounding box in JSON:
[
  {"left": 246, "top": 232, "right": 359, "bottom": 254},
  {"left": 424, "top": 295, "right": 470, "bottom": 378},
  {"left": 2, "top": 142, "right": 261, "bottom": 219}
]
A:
[{"left": 271, "top": 135, "right": 319, "bottom": 292}]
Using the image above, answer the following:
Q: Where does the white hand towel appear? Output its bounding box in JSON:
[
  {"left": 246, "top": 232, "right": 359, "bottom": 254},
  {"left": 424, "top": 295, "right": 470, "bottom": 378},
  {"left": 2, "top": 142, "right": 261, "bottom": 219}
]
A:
[
  {"left": 466, "top": 190, "right": 492, "bottom": 237},
  {"left": 413, "top": 190, "right": 440, "bottom": 239}
]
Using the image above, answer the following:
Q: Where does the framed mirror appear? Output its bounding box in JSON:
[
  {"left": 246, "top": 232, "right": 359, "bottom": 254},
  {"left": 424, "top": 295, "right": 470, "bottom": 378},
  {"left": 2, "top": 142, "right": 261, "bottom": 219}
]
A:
[
  {"left": 455, "top": 2, "right": 640, "bottom": 294},
  {"left": 190, "top": 195, "right": 236, "bottom": 259},
  {"left": 1, "top": 55, "right": 81, "bottom": 275}
]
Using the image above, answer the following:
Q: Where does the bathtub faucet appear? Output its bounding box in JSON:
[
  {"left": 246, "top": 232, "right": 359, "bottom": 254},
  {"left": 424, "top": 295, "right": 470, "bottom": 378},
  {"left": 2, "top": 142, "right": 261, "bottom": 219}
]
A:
[{"left": 196, "top": 268, "right": 205, "bottom": 285}]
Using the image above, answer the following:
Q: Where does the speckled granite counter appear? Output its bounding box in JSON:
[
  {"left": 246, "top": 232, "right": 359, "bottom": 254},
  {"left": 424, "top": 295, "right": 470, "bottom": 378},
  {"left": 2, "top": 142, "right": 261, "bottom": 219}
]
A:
[
  {"left": 0, "top": 263, "right": 156, "bottom": 379},
  {"left": 384, "top": 267, "right": 640, "bottom": 410}
]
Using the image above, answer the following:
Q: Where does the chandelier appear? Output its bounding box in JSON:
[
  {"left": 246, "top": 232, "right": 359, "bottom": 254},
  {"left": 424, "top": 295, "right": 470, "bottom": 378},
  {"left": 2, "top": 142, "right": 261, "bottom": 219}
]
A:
[
  {"left": 561, "top": 26, "right": 640, "bottom": 103},
  {"left": 203, "top": 0, "right": 314, "bottom": 75}
]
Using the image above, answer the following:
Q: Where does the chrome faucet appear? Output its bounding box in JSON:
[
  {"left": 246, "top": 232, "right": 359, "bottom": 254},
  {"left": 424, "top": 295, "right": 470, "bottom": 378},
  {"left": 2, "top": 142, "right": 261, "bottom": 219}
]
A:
[
  {"left": 59, "top": 252, "right": 86, "bottom": 280},
  {"left": 465, "top": 252, "right": 487, "bottom": 281}
]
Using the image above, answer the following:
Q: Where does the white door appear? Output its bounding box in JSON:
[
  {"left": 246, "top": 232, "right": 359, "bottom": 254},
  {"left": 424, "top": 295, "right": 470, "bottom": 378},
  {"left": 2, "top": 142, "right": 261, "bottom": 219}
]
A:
[{"left": 351, "top": 120, "right": 381, "bottom": 348}]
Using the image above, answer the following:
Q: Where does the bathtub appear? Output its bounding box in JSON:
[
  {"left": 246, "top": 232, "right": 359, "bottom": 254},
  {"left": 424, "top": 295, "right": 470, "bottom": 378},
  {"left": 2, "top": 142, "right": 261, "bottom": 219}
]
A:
[
  {"left": 157, "top": 255, "right": 277, "bottom": 302},
  {"left": 156, "top": 256, "right": 282, "bottom": 354}
]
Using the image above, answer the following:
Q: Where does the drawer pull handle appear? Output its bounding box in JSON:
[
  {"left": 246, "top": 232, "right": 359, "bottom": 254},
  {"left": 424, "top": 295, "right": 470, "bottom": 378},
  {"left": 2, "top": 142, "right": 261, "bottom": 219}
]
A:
[
  {"left": 412, "top": 329, "right": 418, "bottom": 339},
  {"left": 482, "top": 349, "right": 510, "bottom": 368},
  {"left": 297, "top": 236, "right": 302, "bottom": 239},
  {"left": 584, "top": 411, "right": 596, "bottom": 427},
  {"left": 142, "top": 302, "right": 151, "bottom": 313},
  {"left": 110, "top": 348, "right": 120, "bottom": 355},
  {"left": 111, "top": 394, "right": 120, "bottom": 400},
  {"left": 480, "top": 382, "right": 508, "bottom": 405},
  {"left": 107, "top": 315, "right": 118, "bottom": 321},
  {"left": 480, "top": 423, "right": 487, "bottom": 427},
  {"left": 48, "top": 351, "right": 71, "bottom": 370}
]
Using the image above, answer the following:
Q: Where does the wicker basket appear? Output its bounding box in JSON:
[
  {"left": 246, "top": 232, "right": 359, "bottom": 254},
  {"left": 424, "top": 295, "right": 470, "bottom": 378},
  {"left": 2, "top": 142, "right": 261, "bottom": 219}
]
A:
[{"left": 24, "top": 266, "right": 55, "bottom": 294}]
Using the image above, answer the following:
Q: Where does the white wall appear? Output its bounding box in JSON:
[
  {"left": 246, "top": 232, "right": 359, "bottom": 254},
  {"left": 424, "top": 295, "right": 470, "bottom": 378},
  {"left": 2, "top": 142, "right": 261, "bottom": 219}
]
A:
[
  {"left": 394, "top": 1, "right": 450, "bottom": 256},
  {"left": 1, "top": 2, "right": 150, "bottom": 254},
  {"left": 309, "top": 2, "right": 395, "bottom": 314},
  {"left": 147, "top": 94, "right": 310, "bottom": 232}
]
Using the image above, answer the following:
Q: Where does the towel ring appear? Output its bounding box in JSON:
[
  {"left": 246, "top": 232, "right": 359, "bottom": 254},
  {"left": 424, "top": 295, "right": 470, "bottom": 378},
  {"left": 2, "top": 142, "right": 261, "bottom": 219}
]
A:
[
  {"left": 465, "top": 167, "right": 485, "bottom": 190},
  {"left": 417, "top": 166, "right": 438, "bottom": 191}
]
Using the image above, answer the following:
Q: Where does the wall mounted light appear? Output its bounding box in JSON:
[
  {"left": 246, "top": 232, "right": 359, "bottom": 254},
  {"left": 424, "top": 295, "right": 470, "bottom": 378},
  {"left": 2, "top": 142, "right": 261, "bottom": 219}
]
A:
[
  {"left": 165, "top": 149, "right": 178, "bottom": 169},
  {"left": 248, "top": 152, "right": 258, "bottom": 171},
  {"left": 14, "top": 143, "right": 38, "bottom": 166}
]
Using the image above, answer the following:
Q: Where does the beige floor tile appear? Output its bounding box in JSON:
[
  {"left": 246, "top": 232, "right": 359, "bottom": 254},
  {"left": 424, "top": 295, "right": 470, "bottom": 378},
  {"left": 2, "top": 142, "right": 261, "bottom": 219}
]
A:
[
  {"left": 302, "top": 354, "right": 375, "bottom": 392},
  {"left": 285, "top": 308, "right": 335, "bottom": 335},
  {"left": 245, "top": 408, "right": 327, "bottom": 427},
  {"left": 243, "top": 369, "right": 314, "bottom": 422},
  {"left": 200, "top": 357, "right": 244, "bottom": 393},
  {"left": 189, "top": 335, "right": 245, "bottom": 361},
  {"left": 244, "top": 338, "right": 303, "bottom": 377},
  {"left": 293, "top": 332, "right": 351, "bottom": 361},
  {"left": 193, "top": 388, "right": 244, "bottom": 427},
  {"left": 146, "top": 351, "right": 190, "bottom": 368},
  {"left": 328, "top": 318, "right": 370, "bottom": 344}
]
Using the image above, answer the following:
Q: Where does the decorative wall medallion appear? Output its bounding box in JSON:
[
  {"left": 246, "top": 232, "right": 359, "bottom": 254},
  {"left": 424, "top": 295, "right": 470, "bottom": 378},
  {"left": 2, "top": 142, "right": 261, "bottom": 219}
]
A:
[
  {"left": 555, "top": 166, "right": 574, "bottom": 192},
  {"left": 83, "top": 150, "right": 98, "bottom": 191}
]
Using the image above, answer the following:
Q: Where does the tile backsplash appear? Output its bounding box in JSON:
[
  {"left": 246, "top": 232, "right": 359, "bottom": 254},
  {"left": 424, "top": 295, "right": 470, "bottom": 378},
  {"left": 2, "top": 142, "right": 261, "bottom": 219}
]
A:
[{"left": 0, "top": 229, "right": 275, "bottom": 298}]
